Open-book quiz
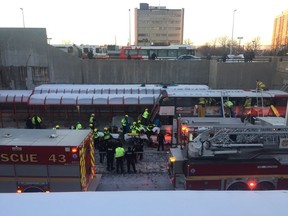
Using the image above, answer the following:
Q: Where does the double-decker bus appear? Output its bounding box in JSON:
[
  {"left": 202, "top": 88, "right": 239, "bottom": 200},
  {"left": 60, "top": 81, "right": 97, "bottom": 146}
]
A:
[
  {"left": 150, "top": 88, "right": 288, "bottom": 143},
  {"left": 119, "top": 44, "right": 196, "bottom": 60}
]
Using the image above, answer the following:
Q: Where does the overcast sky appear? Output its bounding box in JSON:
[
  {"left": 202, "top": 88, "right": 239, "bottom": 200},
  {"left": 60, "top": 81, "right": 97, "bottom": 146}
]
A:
[{"left": 0, "top": 0, "right": 287, "bottom": 46}]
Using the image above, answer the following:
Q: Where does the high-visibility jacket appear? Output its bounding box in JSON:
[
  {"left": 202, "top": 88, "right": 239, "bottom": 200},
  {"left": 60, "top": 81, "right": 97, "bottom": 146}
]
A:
[
  {"left": 103, "top": 131, "right": 111, "bottom": 140},
  {"left": 121, "top": 117, "right": 128, "bottom": 126},
  {"left": 199, "top": 98, "right": 206, "bottom": 105},
  {"left": 130, "top": 125, "right": 138, "bottom": 134},
  {"left": 94, "top": 131, "right": 101, "bottom": 139},
  {"left": 224, "top": 101, "right": 233, "bottom": 108},
  {"left": 31, "top": 116, "right": 41, "bottom": 125},
  {"left": 256, "top": 81, "right": 266, "bottom": 90},
  {"left": 244, "top": 98, "right": 252, "bottom": 108},
  {"left": 115, "top": 147, "right": 125, "bottom": 158},
  {"left": 142, "top": 110, "right": 149, "bottom": 119},
  {"left": 76, "top": 123, "right": 82, "bottom": 130},
  {"left": 89, "top": 116, "right": 95, "bottom": 123}
]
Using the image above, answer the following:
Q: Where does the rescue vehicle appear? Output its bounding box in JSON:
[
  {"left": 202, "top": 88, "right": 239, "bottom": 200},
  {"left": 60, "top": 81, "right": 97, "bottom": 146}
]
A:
[
  {"left": 168, "top": 116, "right": 288, "bottom": 190},
  {"left": 0, "top": 128, "right": 96, "bottom": 193}
]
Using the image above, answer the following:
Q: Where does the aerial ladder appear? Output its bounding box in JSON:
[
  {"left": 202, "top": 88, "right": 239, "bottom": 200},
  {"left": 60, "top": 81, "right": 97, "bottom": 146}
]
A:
[{"left": 188, "top": 124, "right": 288, "bottom": 159}]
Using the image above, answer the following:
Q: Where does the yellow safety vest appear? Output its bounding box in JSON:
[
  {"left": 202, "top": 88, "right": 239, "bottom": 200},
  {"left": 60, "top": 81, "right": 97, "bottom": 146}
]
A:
[{"left": 115, "top": 147, "right": 125, "bottom": 158}]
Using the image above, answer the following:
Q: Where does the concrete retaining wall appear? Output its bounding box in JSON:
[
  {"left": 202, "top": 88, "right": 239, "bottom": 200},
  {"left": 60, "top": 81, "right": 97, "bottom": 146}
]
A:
[{"left": 1, "top": 28, "right": 288, "bottom": 90}]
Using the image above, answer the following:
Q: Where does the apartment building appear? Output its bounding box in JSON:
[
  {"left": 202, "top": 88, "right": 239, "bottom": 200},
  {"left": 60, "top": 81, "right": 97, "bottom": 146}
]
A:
[
  {"left": 272, "top": 9, "right": 288, "bottom": 49},
  {"left": 134, "top": 3, "right": 184, "bottom": 46}
]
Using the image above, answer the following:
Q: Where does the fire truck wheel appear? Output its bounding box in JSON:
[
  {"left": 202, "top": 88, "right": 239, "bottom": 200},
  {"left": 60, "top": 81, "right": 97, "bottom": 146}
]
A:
[
  {"left": 227, "top": 182, "right": 249, "bottom": 190},
  {"left": 255, "top": 181, "right": 275, "bottom": 190}
]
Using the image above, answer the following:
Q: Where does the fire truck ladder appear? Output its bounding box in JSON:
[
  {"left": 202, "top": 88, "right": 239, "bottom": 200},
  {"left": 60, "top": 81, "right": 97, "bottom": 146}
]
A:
[{"left": 200, "top": 126, "right": 288, "bottom": 152}]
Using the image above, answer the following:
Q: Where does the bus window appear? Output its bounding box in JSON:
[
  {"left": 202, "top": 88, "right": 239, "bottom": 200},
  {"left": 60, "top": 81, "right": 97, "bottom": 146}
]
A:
[
  {"left": 158, "top": 50, "right": 168, "bottom": 58},
  {"left": 95, "top": 48, "right": 101, "bottom": 54},
  {"left": 83, "top": 48, "right": 89, "bottom": 53},
  {"left": 167, "top": 50, "right": 177, "bottom": 58},
  {"left": 176, "top": 97, "right": 193, "bottom": 107},
  {"left": 127, "top": 49, "right": 139, "bottom": 56}
]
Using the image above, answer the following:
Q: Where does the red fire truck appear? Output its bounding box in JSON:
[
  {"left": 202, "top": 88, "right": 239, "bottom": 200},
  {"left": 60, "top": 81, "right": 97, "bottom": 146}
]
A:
[
  {"left": 0, "top": 128, "right": 96, "bottom": 193},
  {"left": 168, "top": 117, "right": 288, "bottom": 190}
]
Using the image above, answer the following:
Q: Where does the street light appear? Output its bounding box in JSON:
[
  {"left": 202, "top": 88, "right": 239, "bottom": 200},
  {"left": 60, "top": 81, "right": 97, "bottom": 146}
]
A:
[
  {"left": 230, "top": 9, "right": 237, "bottom": 55},
  {"left": 20, "top": 8, "right": 25, "bottom": 28}
]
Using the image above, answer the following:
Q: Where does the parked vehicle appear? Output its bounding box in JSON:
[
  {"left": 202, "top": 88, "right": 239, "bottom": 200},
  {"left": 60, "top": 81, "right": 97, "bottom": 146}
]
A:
[
  {"left": 0, "top": 129, "right": 96, "bottom": 193},
  {"left": 177, "top": 54, "right": 200, "bottom": 60},
  {"left": 168, "top": 116, "right": 288, "bottom": 190}
]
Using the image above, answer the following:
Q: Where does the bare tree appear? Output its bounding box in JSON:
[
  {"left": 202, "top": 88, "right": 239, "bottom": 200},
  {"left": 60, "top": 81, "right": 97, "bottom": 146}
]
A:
[
  {"left": 184, "top": 38, "right": 194, "bottom": 45},
  {"left": 217, "top": 36, "right": 230, "bottom": 48}
]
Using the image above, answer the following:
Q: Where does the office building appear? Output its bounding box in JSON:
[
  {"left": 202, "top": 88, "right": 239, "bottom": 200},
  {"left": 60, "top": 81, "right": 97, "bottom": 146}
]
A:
[
  {"left": 134, "top": 3, "right": 184, "bottom": 46},
  {"left": 272, "top": 9, "right": 288, "bottom": 49}
]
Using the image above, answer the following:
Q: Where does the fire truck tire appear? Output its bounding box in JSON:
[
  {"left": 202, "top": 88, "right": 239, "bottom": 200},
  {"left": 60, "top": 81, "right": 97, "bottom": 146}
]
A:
[
  {"left": 227, "top": 182, "right": 249, "bottom": 190},
  {"left": 24, "top": 186, "right": 45, "bottom": 192},
  {"left": 255, "top": 181, "right": 275, "bottom": 190}
]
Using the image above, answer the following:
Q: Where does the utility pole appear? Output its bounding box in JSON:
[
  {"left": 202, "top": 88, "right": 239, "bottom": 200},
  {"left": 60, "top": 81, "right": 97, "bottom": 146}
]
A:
[
  {"left": 230, "top": 9, "right": 237, "bottom": 55},
  {"left": 20, "top": 8, "right": 25, "bottom": 28}
]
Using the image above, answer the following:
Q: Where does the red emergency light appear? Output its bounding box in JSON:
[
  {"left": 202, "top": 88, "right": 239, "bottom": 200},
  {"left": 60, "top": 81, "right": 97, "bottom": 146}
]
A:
[
  {"left": 182, "top": 125, "right": 188, "bottom": 133},
  {"left": 71, "top": 147, "right": 78, "bottom": 153},
  {"left": 248, "top": 180, "right": 257, "bottom": 190}
]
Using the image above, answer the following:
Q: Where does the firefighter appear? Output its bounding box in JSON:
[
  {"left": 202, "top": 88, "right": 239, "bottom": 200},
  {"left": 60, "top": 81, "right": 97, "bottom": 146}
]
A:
[
  {"left": 197, "top": 98, "right": 206, "bottom": 117},
  {"left": 115, "top": 143, "right": 125, "bottom": 174},
  {"left": 241, "top": 97, "right": 253, "bottom": 122},
  {"left": 141, "top": 108, "right": 149, "bottom": 125},
  {"left": 256, "top": 80, "right": 267, "bottom": 91},
  {"left": 75, "top": 122, "right": 82, "bottom": 130},
  {"left": 125, "top": 147, "right": 137, "bottom": 173},
  {"left": 224, "top": 100, "right": 235, "bottom": 117},
  {"left": 100, "top": 127, "right": 112, "bottom": 163},
  {"left": 121, "top": 114, "right": 130, "bottom": 135},
  {"left": 89, "top": 113, "right": 96, "bottom": 128},
  {"left": 31, "top": 115, "right": 42, "bottom": 129},
  {"left": 93, "top": 128, "right": 101, "bottom": 150},
  {"left": 130, "top": 122, "right": 138, "bottom": 134},
  {"left": 133, "top": 138, "right": 144, "bottom": 161},
  {"left": 137, "top": 120, "right": 145, "bottom": 134},
  {"left": 106, "top": 139, "right": 116, "bottom": 171},
  {"left": 55, "top": 125, "right": 60, "bottom": 129},
  {"left": 244, "top": 97, "right": 252, "bottom": 110},
  {"left": 103, "top": 127, "right": 111, "bottom": 140},
  {"left": 157, "top": 131, "right": 165, "bottom": 151}
]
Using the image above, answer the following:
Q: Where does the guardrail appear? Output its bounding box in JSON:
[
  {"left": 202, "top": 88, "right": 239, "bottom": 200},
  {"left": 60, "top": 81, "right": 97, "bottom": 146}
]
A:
[{"left": 217, "top": 57, "right": 272, "bottom": 63}]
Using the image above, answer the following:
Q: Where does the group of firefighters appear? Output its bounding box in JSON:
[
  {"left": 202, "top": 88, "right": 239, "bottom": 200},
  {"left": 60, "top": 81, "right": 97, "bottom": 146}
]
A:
[
  {"left": 196, "top": 80, "right": 268, "bottom": 118},
  {"left": 89, "top": 108, "right": 164, "bottom": 174}
]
